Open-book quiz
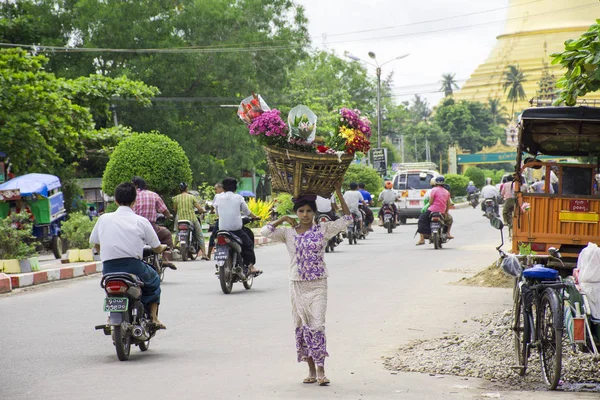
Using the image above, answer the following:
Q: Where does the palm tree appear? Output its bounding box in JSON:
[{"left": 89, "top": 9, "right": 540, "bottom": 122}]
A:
[
  {"left": 487, "top": 98, "right": 509, "bottom": 125},
  {"left": 503, "top": 65, "right": 527, "bottom": 119},
  {"left": 440, "top": 73, "right": 459, "bottom": 97}
]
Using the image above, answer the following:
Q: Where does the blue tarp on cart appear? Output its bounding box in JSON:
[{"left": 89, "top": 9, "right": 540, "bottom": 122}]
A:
[{"left": 0, "top": 173, "right": 61, "bottom": 197}]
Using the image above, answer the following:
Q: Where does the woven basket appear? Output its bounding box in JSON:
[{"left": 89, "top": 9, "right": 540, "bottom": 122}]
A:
[{"left": 264, "top": 146, "right": 353, "bottom": 198}]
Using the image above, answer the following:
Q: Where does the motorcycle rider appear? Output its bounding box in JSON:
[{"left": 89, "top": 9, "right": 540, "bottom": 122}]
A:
[
  {"left": 172, "top": 182, "right": 209, "bottom": 260},
  {"left": 378, "top": 181, "right": 398, "bottom": 225},
  {"left": 214, "top": 178, "right": 261, "bottom": 276},
  {"left": 358, "top": 182, "right": 374, "bottom": 232},
  {"left": 316, "top": 194, "right": 339, "bottom": 221},
  {"left": 480, "top": 177, "right": 500, "bottom": 216},
  {"left": 416, "top": 176, "right": 453, "bottom": 245},
  {"left": 207, "top": 182, "right": 224, "bottom": 260},
  {"left": 90, "top": 182, "right": 167, "bottom": 329},
  {"left": 131, "top": 177, "right": 176, "bottom": 270},
  {"left": 466, "top": 181, "right": 477, "bottom": 199},
  {"left": 501, "top": 175, "right": 516, "bottom": 226},
  {"left": 343, "top": 182, "right": 366, "bottom": 233}
]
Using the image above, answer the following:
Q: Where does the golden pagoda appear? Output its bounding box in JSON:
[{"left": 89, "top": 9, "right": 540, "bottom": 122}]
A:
[{"left": 454, "top": 0, "right": 600, "bottom": 114}]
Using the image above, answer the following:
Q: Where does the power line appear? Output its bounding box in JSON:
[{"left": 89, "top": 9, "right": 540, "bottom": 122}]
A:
[{"left": 0, "top": 3, "right": 595, "bottom": 54}]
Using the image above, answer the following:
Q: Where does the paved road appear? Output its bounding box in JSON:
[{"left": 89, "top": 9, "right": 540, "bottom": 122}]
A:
[{"left": 0, "top": 208, "right": 595, "bottom": 399}]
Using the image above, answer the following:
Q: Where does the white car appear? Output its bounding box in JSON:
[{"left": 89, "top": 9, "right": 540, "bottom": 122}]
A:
[{"left": 392, "top": 169, "right": 439, "bottom": 224}]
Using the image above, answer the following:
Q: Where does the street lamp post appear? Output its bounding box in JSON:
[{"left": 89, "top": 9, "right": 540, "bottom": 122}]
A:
[{"left": 345, "top": 51, "right": 409, "bottom": 150}]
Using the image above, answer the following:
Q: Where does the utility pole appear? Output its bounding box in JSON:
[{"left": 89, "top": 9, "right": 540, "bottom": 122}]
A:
[
  {"left": 401, "top": 134, "right": 405, "bottom": 163},
  {"left": 110, "top": 104, "right": 119, "bottom": 126}
]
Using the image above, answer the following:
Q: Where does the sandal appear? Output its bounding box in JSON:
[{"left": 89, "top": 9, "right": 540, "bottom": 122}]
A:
[
  {"left": 317, "top": 377, "right": 330, "bottom": 386},
  {"left": 415, "top": 241, "right": 425, "bottom": 246},
  {"left": 251, "top": 270, "right": 263, "bottom": 277},
  {"left": 201, "top": 256, "right": 210, "bottom": 261},
  {"left": 303, "top": 377, "right": 317, "bottom": 384}
]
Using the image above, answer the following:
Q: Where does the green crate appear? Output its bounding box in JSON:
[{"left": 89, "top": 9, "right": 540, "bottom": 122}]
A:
[
  {"left": 0, "top": 202, "right": 8, "bottom": 219},
  {"left": 30, "top": 198, "right": 51, "bottom": 224}
]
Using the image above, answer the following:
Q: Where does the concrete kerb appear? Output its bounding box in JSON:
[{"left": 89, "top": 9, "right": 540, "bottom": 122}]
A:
[
  {"left": 7, "top": 261, "right": 102, "bottom": 292},
  {"left": 0, "top": 273, "right": 11, "bottom": 294}
]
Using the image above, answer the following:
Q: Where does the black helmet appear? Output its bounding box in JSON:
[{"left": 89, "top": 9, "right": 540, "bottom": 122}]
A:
[
  {"left": 179, "top": 182, "right": 188, "bottom": 192},
  {"left": 435, "top": 176, "right": 445, "bottom": 185}
]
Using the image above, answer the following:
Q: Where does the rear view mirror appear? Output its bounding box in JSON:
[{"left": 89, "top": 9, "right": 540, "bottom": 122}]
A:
[{"left": 490, "top": 217, "right": 504, "bottom": 230}]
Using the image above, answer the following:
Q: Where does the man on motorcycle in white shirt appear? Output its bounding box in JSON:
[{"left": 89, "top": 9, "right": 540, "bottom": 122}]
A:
[
  {"left": 378, "top": 181, "right": 398, "bottom": 225},
  {"left": 481, "top": 178, "right": 500, "bottom": 215},
  {"left": 343, "top": 182, "right": 366, "bottom": 232}
]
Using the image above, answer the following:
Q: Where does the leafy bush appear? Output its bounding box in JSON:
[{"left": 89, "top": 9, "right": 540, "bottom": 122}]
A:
[
  {"left": 105, "top": 202, "right": 118, "bottom": 213},
  {"left": 102, "top": 133, "right": 192, "bottom": 197},
  {"left": 444, "top": 174, "right": 469, "bottom": 196},
  {"left": 343, "top": 163, "right": 384, "bottom": 199},
  {"left": 0, "top": 212, "right": 37, "bottom": 260},
  {"left": 247, "top": 198, "right": 274, "bottom": 227},
  {"left": 274, "top": 193, "right": 294, "bottom": 216},
  {"left": 61, "top": 212, "right": 98, "bottom": 249},
  {"left": 464, "top": 167, "right": 485, "bottom": 188},
  {"left": 481, "top": 168, "right": 506, "bottom": 185}
]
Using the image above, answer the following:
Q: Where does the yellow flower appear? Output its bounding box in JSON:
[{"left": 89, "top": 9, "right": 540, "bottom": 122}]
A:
[{"left": 339, "top": 126, "right": 356, "bottom": 140}]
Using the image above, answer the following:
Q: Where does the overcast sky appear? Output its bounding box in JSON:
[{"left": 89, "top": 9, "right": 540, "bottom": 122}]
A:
[{"left": 296, "top": 0, "right": 509, "bottom": 107}]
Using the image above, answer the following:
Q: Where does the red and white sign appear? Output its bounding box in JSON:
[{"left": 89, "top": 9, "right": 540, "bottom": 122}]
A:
[{"left": 570, "top": 200, "right": 590, "bottom": 212}]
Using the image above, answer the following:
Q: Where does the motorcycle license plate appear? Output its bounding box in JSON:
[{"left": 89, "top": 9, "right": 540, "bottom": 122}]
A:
[
  {"left": 384, "top": 215, "right": 391, "bottom": 220},
  {"left": 431, "top": 223, "right": 440, "bottom": 229},
  {"left": 104, "top": 298, "right": 128, "bottom": 312},
  {"left": 409, "top": 200, "right": 420, "bottom": 206},
  {"left": 215, "top": 248, "right": 228, "bottom": 261}
]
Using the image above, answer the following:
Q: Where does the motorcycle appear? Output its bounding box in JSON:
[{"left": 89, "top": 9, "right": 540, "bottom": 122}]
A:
[
  {"left": 177, "top": 213, "right": 203, "bottom": 261},
  {"left": 95, "top": 271, "right": 157, "bottom": 361},
  {"left": 316, "top": 213, "right": 342, "bottom": 252},
  {"left": 484, "top": 198, "right": 498, "bottom": 220},
  {"left": 429, "top": 212, "right": 449, "bottom": 250},
  {"left": 347, "top": 213, "right": 360, "bottom": 245},
  {"left": 358, "top": 207, "right": 369, "bottom": 239},
  {"left": 468, "top": 192, "right": 480, "bottom": 208},
  {"left": 214, "top": 217, "right": 256, "bottom": 294},
  {"left": 381, "top": 204, "right": 397, "bottom": 234},
  {"left": 142, "top": 245, "right": 168, "bottom": 282}
]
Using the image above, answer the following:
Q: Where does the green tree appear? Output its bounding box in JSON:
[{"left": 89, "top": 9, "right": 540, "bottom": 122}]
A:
[
  {"left": 102, "top": 133, "right": 192, "bottom": 197},
  {"left": 551, "top": 22, "right": 600, "bottom": 105},
  {"left": 444, "top": 174, "right": 469, "bottom": 197},
  {"left": 0, "top": 49, "right": 158, "bottom": 175},
  {"left": 464, "top": 167, "right": 485, "bottom": 188},
  {"left": 434, "top": 98, "right": 498, "bottom": 153},
  {"left": 342, "top": 164, "right": 383, "bottom": 198},
  {"left": 487, "top": 98, "right": 509, "bottom": 126},
  {"left": 7, "top": 0, "right": 311, "bottom": 185},
  {"left": 60, "top": 212, "right": 97, "bottom": 249},
  {"left": 503, "top": 65, "right": 527, "bottom": 118},
  {"left": 408, "top": 94, "right": 431, "bottom": 123},
  {"left": 440, "top": 73, "right": 459, "bottom": 97}
]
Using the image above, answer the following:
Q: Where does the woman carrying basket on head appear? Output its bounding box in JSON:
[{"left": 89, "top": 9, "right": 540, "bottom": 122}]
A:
[{"left": 261, "top": 182, "right": 352, "bottom": 386}]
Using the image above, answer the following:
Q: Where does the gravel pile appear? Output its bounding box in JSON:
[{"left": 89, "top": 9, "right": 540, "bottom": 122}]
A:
[{"left": 384, "top": 310, "right": 600, "bottom": 391}]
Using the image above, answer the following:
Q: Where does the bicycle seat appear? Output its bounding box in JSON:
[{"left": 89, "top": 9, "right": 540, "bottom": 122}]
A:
[{"left": 522, "top": 265, "right": 559, "bottom": 281}]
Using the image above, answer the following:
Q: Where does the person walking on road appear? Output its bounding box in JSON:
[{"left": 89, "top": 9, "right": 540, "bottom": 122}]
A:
[
  {"left": 172, "top": 182, "right": 209, "bottom": 260},
  {"left": 261, "top": 183, "right": 352, "bottom": 386},
  {"left": 90, "top": 182, "right": 167, "bottom": 329}
]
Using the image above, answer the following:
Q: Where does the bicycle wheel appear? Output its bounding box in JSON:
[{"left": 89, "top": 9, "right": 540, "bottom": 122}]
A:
[
  {"left": 512, "top": 290, "right": 531, "bottom": 376},
  {"left": 539, "top": 289, "right": 563, "bottom": 390}
]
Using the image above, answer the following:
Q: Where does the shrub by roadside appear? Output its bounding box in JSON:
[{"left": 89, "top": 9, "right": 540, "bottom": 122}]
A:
[{"left": 61, "top": 212, "right": 97, "bottom": 249}]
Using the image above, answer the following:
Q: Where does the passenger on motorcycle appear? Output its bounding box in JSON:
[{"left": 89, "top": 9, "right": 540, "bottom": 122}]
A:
[
  {"left": 378, "top": 181, "right": 398, "bottom": 225},
  {"left": 466, "top": 181, "right": 477, "bottom": 198},
  {"left": 172, "top": 182, "right": 209, "bottom": 260},
  {"left": 90, "top": 182, "right": 167, "bottom": 329},
  {"left": 207, "top": 182, "right": 224, "bottom": 260},
  {"left": 416, "top": 176, "right": 453, "bottom": 245},
  {"left": 343, "top": 182, "right": 366, "bottom": 232},
  {"left": 358, "top": 182, "right": 375, "bottom": 232},
  {"left": 316, "top": 194, "right": 339, "bottom": 221},
  {"left": 480, "top": 178, "right": 500, "bottom": 215},
  {"left": 131, "top": 177, "right": 176, "bottom": 269},
  {"left": 214, "top": 178, "right": 262, "bottom": 276}
]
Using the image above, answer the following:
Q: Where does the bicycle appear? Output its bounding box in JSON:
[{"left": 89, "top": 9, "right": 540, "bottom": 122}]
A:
[{"left": 490, "top": 217, "right": 567, "bottom": 390}]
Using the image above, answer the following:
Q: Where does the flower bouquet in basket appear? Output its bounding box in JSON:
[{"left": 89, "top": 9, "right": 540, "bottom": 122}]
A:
[{"left": 237, "top": 95, "right": 372, "bottom": 197}]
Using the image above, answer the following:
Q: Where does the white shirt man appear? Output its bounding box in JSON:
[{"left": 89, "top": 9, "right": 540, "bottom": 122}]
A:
[
  {"left": 214, "top": 191, "right": 250, "bottom": 231},
  {"left": 316, "top": 195, "right": 336, "bottom": 213},
  {"left": 378, "top": 189, "right": 397, "bottom": 205},
  {"left": 90, "top": 206, "right": 160, "bottom": 262},
  {"left": 481, "top": 184, "right": 500, "bottom": 200},
  {"left": 343, "top": 190, "right": 364, "bottom": 216}
]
